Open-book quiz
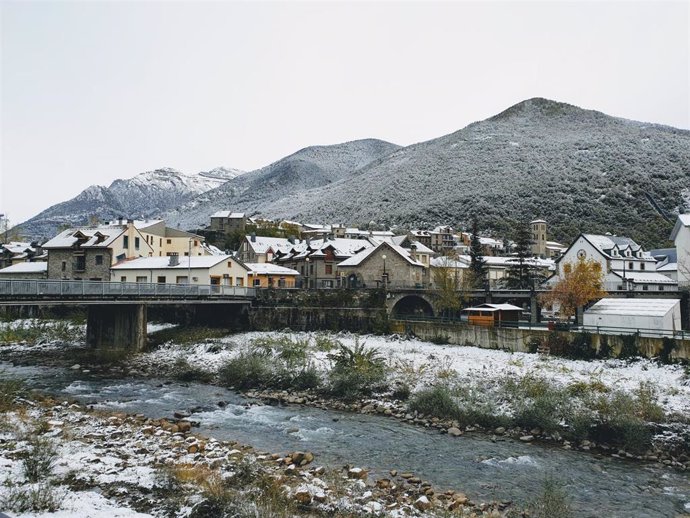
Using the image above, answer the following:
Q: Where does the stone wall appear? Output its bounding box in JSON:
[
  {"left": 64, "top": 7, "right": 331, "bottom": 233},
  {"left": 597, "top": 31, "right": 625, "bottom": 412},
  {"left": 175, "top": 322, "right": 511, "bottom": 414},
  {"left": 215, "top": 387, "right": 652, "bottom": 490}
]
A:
[
  {"left": 47, "top": 249, "right": 112, "bottom": 280},
  {"left": 390, "top": 320, "right": 690, "bottom": 360}
]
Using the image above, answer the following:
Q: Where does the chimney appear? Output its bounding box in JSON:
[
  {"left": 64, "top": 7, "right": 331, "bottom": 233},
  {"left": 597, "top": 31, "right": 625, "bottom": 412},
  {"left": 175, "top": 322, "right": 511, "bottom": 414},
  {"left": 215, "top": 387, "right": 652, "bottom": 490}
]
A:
[
  {"left": 250, "top": 232, "right": 256, "bottom": 243},
  {"left": 410, "top": 243, "right": 417, "bottom": 261},
  {"left": 118, "top": 216, "right": 124, "bottom": 225},
  {"left": 168, "top": 254, "right": 179, "bottom": 267}
]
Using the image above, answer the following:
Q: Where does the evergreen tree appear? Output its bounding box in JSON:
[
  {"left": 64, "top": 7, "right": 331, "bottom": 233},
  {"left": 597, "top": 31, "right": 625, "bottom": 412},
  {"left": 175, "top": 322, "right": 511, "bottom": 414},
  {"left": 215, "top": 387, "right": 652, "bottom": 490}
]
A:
[
  {"left": 469, "top": 216, "right": 487, "bottom": 288},
  {"left": 504, "top": 219, "right": 534, "bottom": 289}
]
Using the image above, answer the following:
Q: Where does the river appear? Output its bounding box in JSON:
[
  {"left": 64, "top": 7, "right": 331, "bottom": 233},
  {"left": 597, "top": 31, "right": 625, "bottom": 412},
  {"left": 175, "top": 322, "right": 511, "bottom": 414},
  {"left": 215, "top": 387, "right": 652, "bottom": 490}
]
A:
[{"left": 2, "top": 360, "right": 689, "bottom": 517}]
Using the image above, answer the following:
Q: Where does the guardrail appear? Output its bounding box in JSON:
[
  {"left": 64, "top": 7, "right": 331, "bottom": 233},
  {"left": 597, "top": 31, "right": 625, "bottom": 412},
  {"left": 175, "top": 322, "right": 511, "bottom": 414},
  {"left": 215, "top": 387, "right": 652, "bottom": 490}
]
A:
[
  {"left": 393, "top": 314, "right": 690, "bottom": 340},
  {"left": 0, "top": 279, "right": 256, "bottom": 299}
]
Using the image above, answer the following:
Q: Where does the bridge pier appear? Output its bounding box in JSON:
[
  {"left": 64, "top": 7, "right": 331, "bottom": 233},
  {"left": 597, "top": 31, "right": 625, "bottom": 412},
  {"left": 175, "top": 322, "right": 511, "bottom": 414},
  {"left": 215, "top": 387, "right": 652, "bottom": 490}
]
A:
[
  {"left": 530, "top": 292, "right": 540, "bottom": 324},
  {"left": 86, "top": 304, "right": 147, "bottom": 349}
]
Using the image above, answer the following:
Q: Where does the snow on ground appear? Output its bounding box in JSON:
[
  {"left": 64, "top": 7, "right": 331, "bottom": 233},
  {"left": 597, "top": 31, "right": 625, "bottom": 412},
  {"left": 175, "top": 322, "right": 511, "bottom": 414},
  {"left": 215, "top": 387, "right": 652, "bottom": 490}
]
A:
[{"left": 142, "top": 330, "right": 690, "bottom": 418}]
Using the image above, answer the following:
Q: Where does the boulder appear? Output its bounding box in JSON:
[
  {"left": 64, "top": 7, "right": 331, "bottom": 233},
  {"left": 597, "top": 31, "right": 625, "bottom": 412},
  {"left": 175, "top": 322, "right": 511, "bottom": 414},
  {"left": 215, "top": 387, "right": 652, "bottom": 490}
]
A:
[
  {"left": 415, "top": 496, "right": 432, "bottom": 511},
  {"left": 447, "top": 427, "right": 463, "bottom": 437}
]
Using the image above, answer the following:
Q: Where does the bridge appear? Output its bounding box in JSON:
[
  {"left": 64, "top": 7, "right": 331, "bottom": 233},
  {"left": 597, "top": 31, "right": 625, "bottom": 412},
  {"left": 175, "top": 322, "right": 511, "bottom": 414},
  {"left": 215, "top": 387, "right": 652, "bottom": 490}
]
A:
[{"left": 0, "top": 279, "right": 256, "bottom": 349}]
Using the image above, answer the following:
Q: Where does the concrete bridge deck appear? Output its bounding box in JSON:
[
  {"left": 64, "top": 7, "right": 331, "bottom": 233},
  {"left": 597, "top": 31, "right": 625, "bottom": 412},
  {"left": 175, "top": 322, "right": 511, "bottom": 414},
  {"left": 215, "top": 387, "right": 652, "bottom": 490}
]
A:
[{"left": 0, "top": 279, "right": 256, "bottom": 305}]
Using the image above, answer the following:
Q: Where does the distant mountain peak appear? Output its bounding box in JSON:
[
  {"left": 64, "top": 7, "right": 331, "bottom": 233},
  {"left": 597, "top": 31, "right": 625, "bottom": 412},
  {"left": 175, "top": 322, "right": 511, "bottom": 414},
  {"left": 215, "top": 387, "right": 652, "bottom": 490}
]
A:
[{"left": 490, "top": 97, "right": 589, "bottom": 121}]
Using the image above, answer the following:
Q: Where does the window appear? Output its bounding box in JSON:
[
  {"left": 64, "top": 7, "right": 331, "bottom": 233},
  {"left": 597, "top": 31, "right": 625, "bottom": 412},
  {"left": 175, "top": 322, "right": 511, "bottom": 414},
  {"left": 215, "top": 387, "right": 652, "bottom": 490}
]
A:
[
  {"left": 95, "top": 255, "right": 103, "bottom": 265},
  {"left": 253, "top": 278, "right": 261, "bottom": 286},
  {"left": 325, "top": 264, "right": 333, "bottom": 275},
  {"left": 176, "top": 276, "right": 188, "bottom": 284},
  {"left": 278, "top": 278, "right": 286, "bottom": 288},
  {"left": 159, "top": 238, "right": 162, "bottom": 247},
  {"left": 136, "top": 276, "right": 147, "bottom": 283},
  {"left": 120, "top": 276, "right": 127, "bottom": 282},
  {"left": 659, "top": 285, "right": 664, "bottom": 291},
  {"left": 123, "top": 236, "right": 129, "bottom": 249},
  {"left": 74, "top": 256, "right": 86, "bottom": 271},
  {"left": 300, "top": 265, "right": 304, "bottom": 275},
  {"left": 184, "top": 252, "right": 189, "bottom": 256},
  {"left": 228, "top": 262, "right": 233, "bottom": 268},
  {"left": 617, "top": 285, "right": 624, "bottom": 290},
  {"left": 167, "top": 239, "right": 172, "bottom": 244},
  {"left": 236, "top": 277, "right": 244, "bottom": 287},
  {"left": 61, "top": 261, "right": 66, "bottom": 272},
  {"left": 310, "top": 264, "right": 314, "bottom": 274},
  {"left": 628, "top": 262, "right": 634, "bottom": 270},
  {"left": 135, "top": 237, "right": 140, "bottom": 250},
  {"left": 157, "top": 276, "right": 166, "bottom": 284},
  {"left": 640, "top": 263, "right": 645, "bottom": 271}
]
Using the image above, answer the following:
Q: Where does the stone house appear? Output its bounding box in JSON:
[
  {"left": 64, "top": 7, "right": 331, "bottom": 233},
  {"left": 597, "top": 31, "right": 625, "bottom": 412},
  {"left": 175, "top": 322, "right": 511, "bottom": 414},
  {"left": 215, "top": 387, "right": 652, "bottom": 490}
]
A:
[
  {"left": 337, "top": 241, "right": 428, "bottom": 289},
  {"left": 209, "top": 211, "right": 246, "bottom": 235},
  {"left": 275, "top": 237, "right": 373, "bottom": 289},
  {"left": 238, "top": 235, "right": 303, "bottom": 264},
  {"left": 0, "top": 241, "right": 46, "bottom": 269},
  {"left": 43, "top": 225, "right": 149, "bottom": 281}
]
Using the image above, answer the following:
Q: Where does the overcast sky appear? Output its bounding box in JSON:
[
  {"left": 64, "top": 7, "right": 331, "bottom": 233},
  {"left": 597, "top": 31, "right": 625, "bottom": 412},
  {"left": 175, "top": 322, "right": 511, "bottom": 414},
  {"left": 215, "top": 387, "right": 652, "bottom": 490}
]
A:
[{"left": 1, "top": 0, "right": 689, "bottom": 225}]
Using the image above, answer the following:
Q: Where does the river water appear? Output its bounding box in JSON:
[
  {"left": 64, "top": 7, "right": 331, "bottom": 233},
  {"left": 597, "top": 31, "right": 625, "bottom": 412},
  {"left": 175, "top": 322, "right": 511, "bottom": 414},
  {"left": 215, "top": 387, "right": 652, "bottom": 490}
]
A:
[{"left": 2, "top": 360, "right": 689, "bottom": 517}]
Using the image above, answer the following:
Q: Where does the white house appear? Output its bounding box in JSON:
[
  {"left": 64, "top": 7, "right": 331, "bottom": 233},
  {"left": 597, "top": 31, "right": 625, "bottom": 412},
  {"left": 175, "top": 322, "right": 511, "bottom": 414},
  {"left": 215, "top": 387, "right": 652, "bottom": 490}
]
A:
[
  {"left": 583, "top": 298, "right": 681, "bottom": 337},
  {"left": 670, "top": 214, "right": 690, "bottom": 287},
  {"left": 0, "top": 261, "right": 48, "bottom": 279},
  {"left": 110, "top": 255, "right": 250, "bottom": 287},
  {"left": 552, "top": 234, "right": 677, "bottom": 292}
]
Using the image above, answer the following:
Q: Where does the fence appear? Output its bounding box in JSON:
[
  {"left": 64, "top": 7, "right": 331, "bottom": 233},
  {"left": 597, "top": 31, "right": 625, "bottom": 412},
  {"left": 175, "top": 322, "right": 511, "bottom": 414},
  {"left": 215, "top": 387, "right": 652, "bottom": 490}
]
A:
[
  {"left": 0, "top": 279, "right": 256, "bottom": 299},
  {"left": 394, "top": 314, "right": 690, "bottom": 340}
]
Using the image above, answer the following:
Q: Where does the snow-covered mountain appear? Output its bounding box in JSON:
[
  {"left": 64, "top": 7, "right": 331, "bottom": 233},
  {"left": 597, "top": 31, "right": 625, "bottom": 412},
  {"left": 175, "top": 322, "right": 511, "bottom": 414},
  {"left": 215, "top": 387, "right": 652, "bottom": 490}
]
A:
[
  {"left": 18, "top": 167, "right": 244, "bottom": 240},
  {"left": 163, "top": 139, "right": 401, "bottom": 229},
  {"left": 233, "top": 98, "right": 690, "bottom": 248}
]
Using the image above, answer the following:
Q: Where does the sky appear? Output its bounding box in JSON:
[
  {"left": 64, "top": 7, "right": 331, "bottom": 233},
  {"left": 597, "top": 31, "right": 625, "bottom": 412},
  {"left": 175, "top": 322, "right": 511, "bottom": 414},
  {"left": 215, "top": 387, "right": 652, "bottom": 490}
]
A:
[{"left": 1, "top": 0, "right": 689, "bottom": 225}]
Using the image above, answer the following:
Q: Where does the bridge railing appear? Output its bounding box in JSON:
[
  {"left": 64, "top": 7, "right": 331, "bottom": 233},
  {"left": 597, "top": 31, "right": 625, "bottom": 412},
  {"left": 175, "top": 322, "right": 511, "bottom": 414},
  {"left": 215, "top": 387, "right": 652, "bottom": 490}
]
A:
[
  {"left": 0, "top": 279, "right": 256, "bottom": 299},
  {"left": 393, "top": 314, "right": 689, "bottom": 340}
]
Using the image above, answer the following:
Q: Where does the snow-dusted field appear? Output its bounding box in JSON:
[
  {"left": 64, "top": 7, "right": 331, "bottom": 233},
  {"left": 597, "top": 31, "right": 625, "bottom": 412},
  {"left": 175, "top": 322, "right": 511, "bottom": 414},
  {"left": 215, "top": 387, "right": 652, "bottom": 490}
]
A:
[{"left": 141, "top": 330, "right": 690, "bottom": 419}]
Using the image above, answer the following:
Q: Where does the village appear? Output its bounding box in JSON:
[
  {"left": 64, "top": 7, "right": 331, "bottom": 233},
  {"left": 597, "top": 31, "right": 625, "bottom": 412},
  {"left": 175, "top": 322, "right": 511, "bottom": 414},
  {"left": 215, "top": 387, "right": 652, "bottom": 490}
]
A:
[{"left": 1, "top": 210, "right": 687, "bottom": 338}]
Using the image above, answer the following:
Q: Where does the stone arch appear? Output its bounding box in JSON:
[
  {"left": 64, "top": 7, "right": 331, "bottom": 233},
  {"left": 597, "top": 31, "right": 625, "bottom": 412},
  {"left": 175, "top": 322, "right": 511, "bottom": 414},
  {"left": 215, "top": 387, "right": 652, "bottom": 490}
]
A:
[{"left": 391, "top": 295, "right": 434, "bottom": 318}]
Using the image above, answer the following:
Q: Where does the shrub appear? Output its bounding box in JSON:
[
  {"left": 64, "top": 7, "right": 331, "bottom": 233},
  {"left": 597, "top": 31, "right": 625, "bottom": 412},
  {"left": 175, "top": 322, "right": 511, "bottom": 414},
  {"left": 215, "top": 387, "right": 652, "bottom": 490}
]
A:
[
  {"left": 528, "top": 476, "right": 573, "bottom": 518},
  {"left": 22, "top": 436, "right": 58, "bottom": 483},
  {"left": 618, "top": 334, "right": 640, "bottom": 360},
  {"left": 597, "top": 335, "right": 612, "bottom": 359},
  {"left": 391, "top": 383, "right": 411, "bottom": 401},
  {"left": 219, "top": 352, "right": 274, "bottom": 390},
  {"left": 0, "top": 481, "right": 62, "bottom": 513},
  {"left": 0, "top": 377, "right": 24, "bottom": 412},
  {"left": 659, "top": 337, "right": 677, "bottom": 364},
  {"left": 568, "top": 332, "right": 595, "bottom": 360},
  {"left": 408, "top": 386, "right": 459, "bottom": 420},
  {"left": 429, "top": 334, "right": 450, "bottom": 345},
  {"left": 545, "top": 331, "right": 570, "bottom": 356},
  {"left": 327, "top": 341, "right": 387, "bottom": 400},
  {"left": 314, "top": 334, "right": 342, "bottom": 352},
  {"left": 514, "top": 392, "right": 563, "bottom": 433},
  {"left": 172, "top": 358, "right": 214, "bottom": 383},
  {"left": 148, "top": 326, "right": 228, "bottom": 347}
]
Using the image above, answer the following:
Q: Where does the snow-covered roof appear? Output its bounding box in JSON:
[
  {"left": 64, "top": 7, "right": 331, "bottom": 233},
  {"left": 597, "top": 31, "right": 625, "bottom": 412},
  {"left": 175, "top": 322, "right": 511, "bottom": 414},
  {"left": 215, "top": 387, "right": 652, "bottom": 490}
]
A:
[
  {"left": 1, "top": 242, "right": 34, "bottom": 254},
  {"left": 338, "top": 241, "right": 425, "bottom": 268},
  {"left": 582, "top": 234, "right": 652, "bottom": 259},
  {"left": 585, "top": 298, "right": 680, "bottom": 318},
  {"left": 0, "top": 262, "right": 48, "bottom": 274},
  {"left": 457, "top": 254, "right": 555, "bottom": 270},
  {"left": 656, "top": 262, "right": 677, "bottom": 273},
  {"left": 430, "top": 256, "right": 469, "bottom": 269},
  {"left": 610, "top": 271, "right": 678, "bottom": 284},
  {"left": 211, "top": 211, "right": 245, "bottom": 218},
  {"left": 43, "top": 227, "right": 124, "bottom": 249},
  {"left": 463, "top": 303, "right": 523, "bottom": 312},
  {"left": 111, "top": 255, "right": 242, "bottom": 270},
  {"left": 245, "top": 263, "right": 299, "bottom": 276},
  {"left": 246, "top": 236, "right": 303, "bottom": 255}
]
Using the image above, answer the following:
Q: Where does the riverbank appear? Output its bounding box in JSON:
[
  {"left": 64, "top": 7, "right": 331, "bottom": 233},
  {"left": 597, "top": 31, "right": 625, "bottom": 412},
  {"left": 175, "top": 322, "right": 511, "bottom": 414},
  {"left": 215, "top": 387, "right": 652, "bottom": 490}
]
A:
[
  {"left": 2, "top": 322, "right": 690, "bottom": 516},
  {"left": 0, "top": 392, "right": 512, "bottom": 517}
]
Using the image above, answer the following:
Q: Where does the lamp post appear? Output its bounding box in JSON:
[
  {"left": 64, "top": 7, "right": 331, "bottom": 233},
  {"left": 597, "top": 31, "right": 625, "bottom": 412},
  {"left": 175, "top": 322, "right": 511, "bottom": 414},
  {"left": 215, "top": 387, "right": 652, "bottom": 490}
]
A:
[
  {"left": 305, "top": 257, "right": 310, "bottom": 289},
  {"left": 188, "top": 238, "right": 193, "bottom": 286},
  {"left": 382, "top": 254, "right": 387, "bottom": 289}
]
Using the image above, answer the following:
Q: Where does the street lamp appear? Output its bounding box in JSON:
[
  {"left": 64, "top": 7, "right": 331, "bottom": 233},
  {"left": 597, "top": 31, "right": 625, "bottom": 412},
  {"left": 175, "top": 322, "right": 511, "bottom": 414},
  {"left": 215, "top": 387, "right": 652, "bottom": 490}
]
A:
[
  {"left": 188, "top": 238, "right": 193, "bottom": 285},
  {"left": 382, "top": 254, "right": 387, "bottom": 289},
  {"left": 305, "top": 257, "right": 310, "bottom": 289}
]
